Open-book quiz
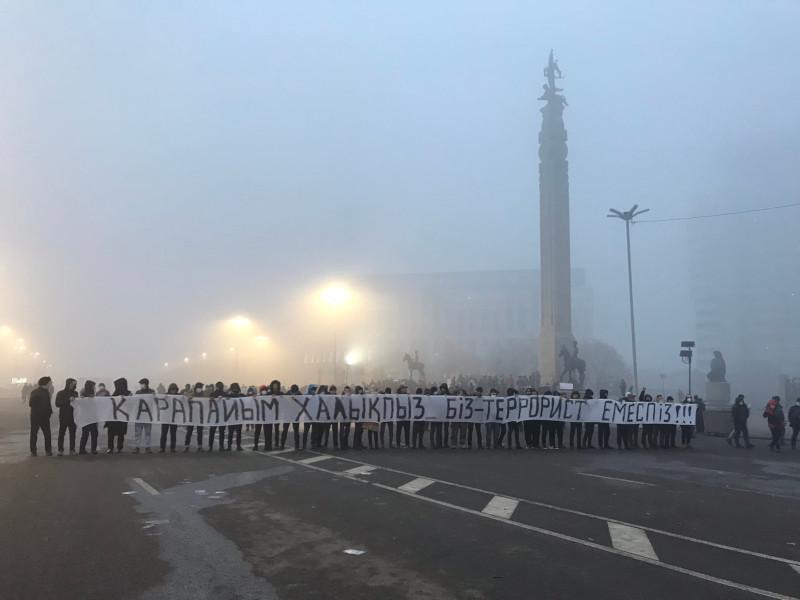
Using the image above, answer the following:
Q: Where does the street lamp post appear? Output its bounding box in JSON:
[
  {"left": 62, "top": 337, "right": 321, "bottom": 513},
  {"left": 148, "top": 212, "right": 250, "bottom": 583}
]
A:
[{"left": 607, "top": 205, "right": 650, "bottom": 394}]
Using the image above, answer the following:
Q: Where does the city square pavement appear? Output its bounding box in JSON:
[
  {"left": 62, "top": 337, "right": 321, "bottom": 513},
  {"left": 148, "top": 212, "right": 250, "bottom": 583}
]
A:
[{"left": 0, "top": 400, "right": 798, "bottom": 600}]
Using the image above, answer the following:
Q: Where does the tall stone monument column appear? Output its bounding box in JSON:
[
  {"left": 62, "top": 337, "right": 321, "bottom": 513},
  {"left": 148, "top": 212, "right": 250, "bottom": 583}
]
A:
[{"left": 538, "top": 50, "right": 575, "bottom": 386}]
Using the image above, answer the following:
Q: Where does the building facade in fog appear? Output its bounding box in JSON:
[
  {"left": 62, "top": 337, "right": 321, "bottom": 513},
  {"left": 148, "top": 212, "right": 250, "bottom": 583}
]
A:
[{"left": 314, "top": 269, "right": 594, "bottom": 381}]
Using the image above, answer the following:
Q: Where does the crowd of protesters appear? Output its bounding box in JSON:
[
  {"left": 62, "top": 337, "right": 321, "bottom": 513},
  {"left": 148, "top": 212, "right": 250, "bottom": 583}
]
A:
[{"left": 25, "top": 374, "right": 800, "bottom": 456}]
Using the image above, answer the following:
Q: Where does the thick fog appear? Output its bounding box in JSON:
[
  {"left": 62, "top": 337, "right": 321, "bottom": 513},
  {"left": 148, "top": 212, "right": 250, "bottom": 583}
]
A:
[{"left": 1, "top": 2, "right": 798, "bottom": 393}]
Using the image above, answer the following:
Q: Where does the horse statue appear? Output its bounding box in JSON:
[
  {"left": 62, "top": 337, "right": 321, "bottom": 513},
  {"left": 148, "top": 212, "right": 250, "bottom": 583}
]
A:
[
  {"left": 559, "top": 342, "right": 586, "bottom": 388},
  {"left": 402, "top": 351, "right": 425, "bottom": 381}
]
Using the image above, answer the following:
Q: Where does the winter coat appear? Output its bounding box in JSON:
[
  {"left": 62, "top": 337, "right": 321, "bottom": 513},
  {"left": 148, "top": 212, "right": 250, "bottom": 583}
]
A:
[
  {"left": 762, "top": 399, "right": 785, "bottom": 430},
  {"left": 55, "top": 387, "right": 77, "bottom": 421},
  {"left": 731, "top": 402, "right": 749, "bottom": 424},
  {"left": 29, "top": 387, "right": 53, "bottom": 418},
  {"left": 789, "top": 404, "right": 800, "bottom": 428},
  {"left": 105, "top": 378, "right": 130, "bottom": 435}
]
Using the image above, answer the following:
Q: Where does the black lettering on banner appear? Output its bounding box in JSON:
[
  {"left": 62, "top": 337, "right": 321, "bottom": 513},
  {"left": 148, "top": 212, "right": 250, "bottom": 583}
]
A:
[
  {"left": 155, "top": 397, "right": 169, "bottom": 422},
  {"left": 382, "top": 396, "right": 394, "bottom": 421},
  {"left": 260, "top": 398, "right": 278, "bottom": 422},
  {"left": 446, "top": 397, "right": 457, "bottom": 420},
  {"left": 208, "top": 398, "right": 220, "bottom": 426},
  {"left": 662, "top": 404, "right": 672, "bottom": 423},
  {"left": 602, "top": 400, "right": 613, "bottom": 422},
  {"left": 348, "top": 396, "right": 360, "bottom": 420},
  {"left": 315, "top": 397, "right": 331, "bottom": 421},
  {"left": 112, "top": 397, "right": 130, "bottom": 421},
  {"left": 172, "top": 398, "right": 186, "bottom": 424},
  {"left": 507, "top": 396, "right": 518, "bottom": 419},
  {"left": 223, "top": 399, "right": 239, "bottom": 423},
  {"left": 549, "top": 397, "right": 563, "bottom": 419},
  {"left": 625, "top": 403, "right": 635, "bottom": 422},
  {"left": 457, "top": 397, "right": 464, "bottom": 420},
  {"left": 530, "top": 396, "right": 541, "bottom": 418},
  {"left": 635, "top": 403, "right": 645, "bottom": 423},
  {"left": 563, "top": 400, "right": 574, "bottom": 420},
  {"left": 397, "top": 396, "right": 409, "bottom": 420},
  {"left": 292, "top": 396, "right": 312, "bottom": 421},
  {"left": 576, "top": 400, "right": 587, "bottom": 420},
  {"left": 136, "top": 398, "right": 154, "bottom": 422},
  {"left": 333, "top": 396, "right": 347, "bottom": 421},
  {"left": 612, "top": 401, "right": 626, "bottom": 423},
  {"left": 241, "top": 398, "right": 254, "bottom": 422},
  {"left": 463, "top": 398, "right": 474, "bottom": 421},
  {"left": 484, "top": 397, "right": 496, "bottom": 420},
  {"left": 368, "top": 396, "right": 380, "bottom": 421},
  {"left": 412, "top": 396, "right": 424, "bottom": 419},
  {"left": 518, "top": 396, "right": 529, "bottom": 420},
  {"left": 540, "top": 396, "right": 550, "bottom": 416},
  {"left": 645, "top": 402, "right": 656, "bottom": 422},
  {"left": 188, "top": 399, "right": 204, "bottom": 424},
  {"left": 495, "top": 397, "right": 506, "bottom": 421}
]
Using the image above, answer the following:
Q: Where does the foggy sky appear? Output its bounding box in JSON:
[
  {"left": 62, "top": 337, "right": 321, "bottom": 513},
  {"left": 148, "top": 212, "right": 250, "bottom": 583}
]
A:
[{"left": 1, "top": 1, "right": 799, "bottom": 379}]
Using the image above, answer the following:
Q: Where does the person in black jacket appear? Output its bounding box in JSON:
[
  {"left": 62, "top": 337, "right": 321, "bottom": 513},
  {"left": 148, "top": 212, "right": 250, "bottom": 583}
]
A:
[
  {"left": 159, "top": 383, "right": 180, "bottom": 453},
  {"left": 226, "top": 383, "right": 244, "bottom": 451},
  {"left": 78, "top": 380, "right": 99, "bottom": 454},
  {"left": 105, "top": 378, "right": 130, "bottom": 453},
  {"left": 29, "top": 376, "right": 53, "bottom": 456},
  {"left": 55, "top": 378, "right": 78, "bottom": 455},
  {"left": 581, "top": 388, "right": 596, "bottom": 449},
  {"left": 208, "top": 381, "right": 227, "bottom": 451},
  {"left": 596, "top": 389, "right": 611, "bottom": 449},
  {"left": 184, "top": 382, "right": 205, "bottom": 452},
  {"left": 728, "top": 394, "right": 754, "bottom": 449},
  {"left": 568, "top": 390, "right": 583, "bottom": 449},
  {"left": 788, "top": 398, "right": 800, "bottom": 450}
]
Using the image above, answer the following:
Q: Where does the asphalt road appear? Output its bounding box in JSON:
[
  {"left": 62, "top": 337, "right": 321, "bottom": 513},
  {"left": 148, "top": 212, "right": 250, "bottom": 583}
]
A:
[{"left": 0, "top": 400, "right": 798, "bottom": 600}]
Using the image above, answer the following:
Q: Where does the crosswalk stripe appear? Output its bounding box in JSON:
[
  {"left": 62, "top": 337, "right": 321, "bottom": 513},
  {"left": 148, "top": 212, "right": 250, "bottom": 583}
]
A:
[
  {"left": 790, "top": 564, "right": 800, "bottom": 577},
  {"left": 397, "top": 477, "right": 435, "bottom": 494},
  {"left": 482, "top": 495, "right": 519, "bottom": 519},
  {"left": 132, "top": 477, "right": 160, "bottom": 496},
  {"left": 344, "top": 465, "right": 376, "bottom": 476},
  {"left": 608, "top": 522, "right": 659, "bottom": 560},
  {"left": 298, "top": 455, "right": 332, "bottom": 464}
]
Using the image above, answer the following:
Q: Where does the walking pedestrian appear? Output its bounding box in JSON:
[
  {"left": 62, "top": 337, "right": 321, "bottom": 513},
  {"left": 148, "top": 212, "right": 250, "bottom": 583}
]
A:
[
  {"left": 789, "top": 398, "right": 800, "bottom": 450},
  {"left": 105, "top": 378, "right": 130, "bottom": 453},
  {"left": 133, "top": 378, "right": 154, "bottom": 454},
  {"left": 29, "top": 376, "right": 53, "bottom": 457},
  {"left": 55, "top": 378, "right": 78, "bottom": 456},
  {"left": 763, "top": 396, "right": 785, "bottom": 452},
  {"left": 728, "top": 395, "right": 754, "bottom": 449},
  {"left": 78, "top": 380, "right": 99, "bottom": 454}
]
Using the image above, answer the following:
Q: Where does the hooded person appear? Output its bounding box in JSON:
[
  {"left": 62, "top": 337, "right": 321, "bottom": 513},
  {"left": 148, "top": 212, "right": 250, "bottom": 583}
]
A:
[
  {"left": 226, "top": 382, "right": 244, "bottom": 451},
  {"left": 159, "top": 383, "right": 180, "bottom": 453},
  {"left": 728, "top": 394, "right": 754, "bottom": 449},
  {"left": 29, "top": 376, "right": 54, "bottom": 456},
  {"left": 55, "top": 378, "right": 79, "bottom": 455},
  {"left": 184, "top": 382, "right": 205, "bottom": 452},
  {"left": 78, "top": 380, "right": 99, "bottom": 454},
  {"left": 133, "top": 378, "right": 155, "bottom": 453},
  {"left": 208, "top": 381, "right": 227, "bottom": 451},
  {"left": 763, "top": 396, "right": 785, "bottom": 452},
  {"left": 105, "top": 378, "right": 130, "bottom": 453}
]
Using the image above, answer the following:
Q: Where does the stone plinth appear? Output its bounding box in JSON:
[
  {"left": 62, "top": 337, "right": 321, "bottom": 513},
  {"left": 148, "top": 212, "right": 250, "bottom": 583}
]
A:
[{"left": 705, "top": 381, "right": 731, "bottom": 411}]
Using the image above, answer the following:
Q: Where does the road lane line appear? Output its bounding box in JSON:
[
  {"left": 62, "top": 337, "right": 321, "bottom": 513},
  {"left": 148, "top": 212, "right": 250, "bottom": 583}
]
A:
[
  {"left": 608, "top": 523, "right": 659, "bottom": 560},
  {"left": 298, "top": 455, "right": 333, "bottom": 465},
  {"left": 343, "top": 465, "right": 376, "bottom": 476},
  {"left": 791, "top": 564, "right": 800, "bottom": 577},
  {"left": 577, "top": 472, "right": 655, "bottom": 487},
  {"left": 133, "top": 477, "right": 160, "bottom": 496},
  {"left": 263, "top": 448, "right": 294, "bottom": 455},
  {"left": 292, "top": 451, "right": 800, "bottom": 568},
  {"left": 372, "top": 482, "right": 798, "bottom": 600},
  {"left": 397, "top": 477, "right": 435, "bottom": 494},
  {"left": 482, "top": 496, "right": 519, "bottom": 519}
]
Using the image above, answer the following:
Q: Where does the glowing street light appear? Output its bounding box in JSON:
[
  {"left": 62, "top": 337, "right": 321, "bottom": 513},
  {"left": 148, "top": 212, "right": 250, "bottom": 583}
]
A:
[
  {"left": 255, "top": 335, "right": 269, "bottom": 348},
  {"left": 183, "top": 356, "right": 190, "bottom": 364},
  {"left": 319, "top": 284, "right": 352, "bottom": 308},
  {"left": 0, "top": 325, "right": 11, "bottom": 336},
  {"left": 344, "top": 350, "right": 362, "bottom": 366},
  {"left": 163, "top": 362, "right": 169, "bottom": 368},
  {"left": 201, "top": 352, "right": 208, "bottom": 360},
  {"left": 228, "top": 315, "right": 252, "bottom": 330}
]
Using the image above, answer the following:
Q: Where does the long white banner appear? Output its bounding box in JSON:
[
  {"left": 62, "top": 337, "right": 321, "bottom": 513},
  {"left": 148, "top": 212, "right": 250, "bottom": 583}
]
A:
[{"left": 73, "top": 394, "right": 696, "bottom": 428}]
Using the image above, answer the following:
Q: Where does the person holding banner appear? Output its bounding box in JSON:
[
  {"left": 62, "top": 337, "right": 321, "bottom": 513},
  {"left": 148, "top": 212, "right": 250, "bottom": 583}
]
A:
[
  {"left": 78, "top": 380, "right": 99, "bottom": 454},
  {"left": 133, "top": 378, "right": 155, "bottom": 454},
  {"left": 280, "top": 383, "right": 303, "bottom": 450},
  {"left": 253, "top": 384, "right": 271, "bottom": 451},
  {"left": 582, "top": 389, "right": 596, "bottom": 449},
  {"left": 159, "top": 383, "right": 180, "bottom": 453},
  {"left": 226, "top": 383, "right": 244, "bottom": 452},
  {"left": 680, "top": 396, "right": 695, "bottom": 448},
  {"left": 184, "top": 382, "right": 205, "bottom": 452},
  {"left": 352, "top": 385, "right": 366, "bottom": 450},
  {"left": 340, "top": 385, "right": 353, "bottom": 449},
  {"left": 105, "top": 378, "right": 129, "bottom": 453},
  {"left": 568, "top": 389, "right": 583, "bottom": 450},
  {"left": 55, "top": 378, "right": 78, "bottom": 456},
  {"left": 411, "top": 387, "right": 426, "bottom": 449},
  {"left": 466, "top": 386, "right": 484, "bottom": 450},
  {"left": 596, "top": 389, "right": 611, "bottom": 449},
  {"left": 505, "top": 388, "right": 523, "bottom": 450},
  {"left": 379, "top": 387, "right": 395, "bottom": 449},
  {"left": 208, "top": 381, "right": 227, "bottom": 451}
]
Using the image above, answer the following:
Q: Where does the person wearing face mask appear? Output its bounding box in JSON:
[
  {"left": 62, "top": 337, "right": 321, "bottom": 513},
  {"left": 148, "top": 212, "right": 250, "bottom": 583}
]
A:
[
  {"left": 159, "top": 383, "right": 180, "bottom": 453},
  {"left": 485, "top": 388, "right": 501, "bottom": 449},
  {"left": 581, "top": 389, "right": 596, "bottom": 449},
  {"left": 78, "top": 380, "right": 99, "bottom": 455},
  {"left": 505, "top": 388, "right": 523, "bottom": 450},
  {"left": 568, "top": 390, "right": 583, "bottom": 450},
  {"left": 105, "top": 378, "right": 130, "bottom": 453},
  {"left": 184, "top": 382, "right": 205, "bottom": 452},
  {"left": 133, "top": 378, "right": 155, "bottom": 454},
  {"left": 55, "top": 378, "right": 79, "bottom": 456},
  {"left": 226, "top": 382, "right": 244, "bottom": 451},
  {"left": 208, "top": 381, "right": 227, "bottom": 451},
  {"left": 466, "top": 386, "right": 484, "bottom": 449}
]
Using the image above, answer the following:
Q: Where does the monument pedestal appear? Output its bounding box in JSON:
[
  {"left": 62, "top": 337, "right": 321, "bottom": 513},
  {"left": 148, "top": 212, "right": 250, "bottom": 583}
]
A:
[{"left": 705, "top": 381, "right": 731, "bottom": 411}]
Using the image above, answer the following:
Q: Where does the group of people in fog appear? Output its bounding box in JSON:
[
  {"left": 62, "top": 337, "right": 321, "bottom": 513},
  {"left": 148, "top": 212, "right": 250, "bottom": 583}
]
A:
[{"left": 26, "top": 375, "right": 800, "bottom": 456}]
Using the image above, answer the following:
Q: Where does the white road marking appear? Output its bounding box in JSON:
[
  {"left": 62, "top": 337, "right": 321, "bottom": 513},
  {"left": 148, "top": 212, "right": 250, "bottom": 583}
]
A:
[
  {"left": 133, "top": 477, "right": 160, "bottom": 496},
  {"left": 398, "top": 477, "right": 435, "bottom": 494},
  {"left": 791, "top": 564, "right": 800, "bottom": 577},
  {"left": 264, "top": 448, "right": 294, "bottom": 455},
  {"left": 372, "top": 482, "right": 797, "bottom": 600},
  {"left": 608, "top": 523, "right": 659, "bottom": 560},
  {"left": 284, "top": 452, "right": 800, "bottom": 569},
  {"left": 343, "top": 465, "right": 376, "bottom": 476},
  {"left": 482, "top": 495, "right": 519, "bottom": 519},
  {"left": 297, "top": 454, "right": 333, "bottom": 465},
  {"left": 577, "top": 472, "right": 655, "bottom": 487}
]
